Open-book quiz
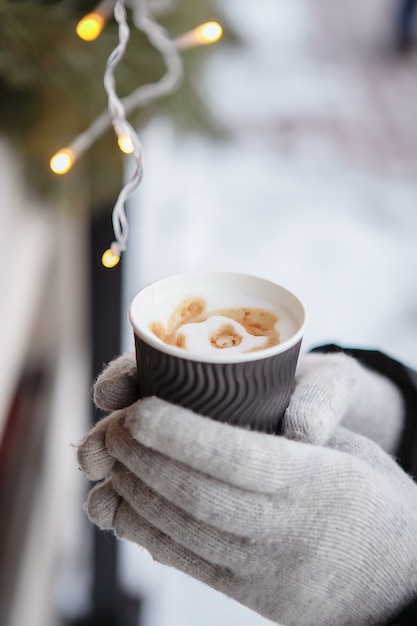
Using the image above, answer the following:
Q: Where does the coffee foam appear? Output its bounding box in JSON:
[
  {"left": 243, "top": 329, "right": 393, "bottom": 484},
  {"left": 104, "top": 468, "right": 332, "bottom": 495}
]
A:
[
  {"left": 177, "top": 315, "right": 268, "bottom": 354},
  {"left": 144, "top": 288, "right": 299, "bottom": 356}
]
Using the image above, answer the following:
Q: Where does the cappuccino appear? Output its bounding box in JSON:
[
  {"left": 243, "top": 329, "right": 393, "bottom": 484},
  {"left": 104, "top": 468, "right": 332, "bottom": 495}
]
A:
[
  {"left": 149, "top": 296, "right": 282, "bottom": 355},
  {"left": 129, "top": 272, "right": 305, "bottom": 364}
]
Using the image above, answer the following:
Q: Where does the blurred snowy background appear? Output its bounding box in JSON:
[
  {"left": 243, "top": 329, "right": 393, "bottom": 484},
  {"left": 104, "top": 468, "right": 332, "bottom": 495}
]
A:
[
  {"left": 123, "top": 0, "right": 417, "bottom": 369},
  {"left": 118, "top": 0, "right": 417, "bottom": 625}
]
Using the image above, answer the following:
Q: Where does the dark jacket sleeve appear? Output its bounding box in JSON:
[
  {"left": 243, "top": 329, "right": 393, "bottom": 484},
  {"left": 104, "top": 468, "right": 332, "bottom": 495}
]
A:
[{"left": 311, "top": 344, "right": 417, "bottom": 624}]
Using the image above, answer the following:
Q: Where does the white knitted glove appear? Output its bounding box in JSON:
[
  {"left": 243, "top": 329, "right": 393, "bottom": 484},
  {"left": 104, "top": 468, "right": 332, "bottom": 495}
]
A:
[{"left": 78, "top": 397, "right": 417, "bottom": 626}]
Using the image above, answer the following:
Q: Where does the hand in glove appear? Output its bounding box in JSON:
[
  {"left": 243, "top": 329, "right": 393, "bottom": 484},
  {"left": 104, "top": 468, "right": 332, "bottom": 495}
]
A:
[{"left": 77, "top": 354, "right": 416, "bottom": 626}]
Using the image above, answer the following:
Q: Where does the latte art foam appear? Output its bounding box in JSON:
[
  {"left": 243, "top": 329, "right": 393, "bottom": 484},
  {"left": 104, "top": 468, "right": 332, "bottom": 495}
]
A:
[{"left": 149, "top": 296, "right": 281, "bottom": 355}]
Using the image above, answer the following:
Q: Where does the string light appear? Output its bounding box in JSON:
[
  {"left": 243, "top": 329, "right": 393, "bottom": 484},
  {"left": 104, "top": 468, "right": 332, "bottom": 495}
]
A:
[
  {"left": 50, "top": 148, "right": 75, "bottom": 174},
  {"left": 76, "top": 0, "right": 115, "bottom": 41},
  {"left": 117, "top": 134, "right": 134, "bottom": 154},
  {"left": 199, "top": 21, "right": 223, "bottom": 44},
  {"left": 76, "top": 13, "right": 105, "bottom": 41},
  {"left": 50, "top": 1, "right": 184, "bottom": 174},
  {"left": 175, "top": 21, "right": 223, "bottom": 50},
  {"left": 102, "top": 243, "right": 121, "bottom": 268},
  {"left": 51, "top": 0, "right": 223, "bottom": 267}
]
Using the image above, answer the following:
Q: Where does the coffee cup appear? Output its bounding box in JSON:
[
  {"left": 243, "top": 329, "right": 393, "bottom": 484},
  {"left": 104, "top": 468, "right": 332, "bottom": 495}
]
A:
[{"left": 129, "top": 272, "right": 307, "bottom": 433}]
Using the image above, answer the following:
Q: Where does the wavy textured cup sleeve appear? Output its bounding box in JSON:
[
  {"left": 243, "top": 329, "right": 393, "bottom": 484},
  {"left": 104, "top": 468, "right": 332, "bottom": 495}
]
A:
[{"left": 134, "top": 335, "right": 302, "bottom": 433}]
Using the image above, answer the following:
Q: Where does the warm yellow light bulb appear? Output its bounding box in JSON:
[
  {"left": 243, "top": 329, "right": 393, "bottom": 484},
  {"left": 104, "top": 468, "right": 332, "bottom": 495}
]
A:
[
  {"left": 175, "top": 21, "right": 223, "bottom": 50},
  {"left": 50, "top": 149, "right": 75, "bottom": 175},
  {"left": 197, "top": 21, "right": 223, "bottom": 44},
  {"left": 102, "top": 248, "right": 120, "bottom": 268},
  {"left": 117, "top": 135, "right": 134, "bottom": 154},
  {"left": 76, "top": 13, "right": 105, "bottom": 41}
]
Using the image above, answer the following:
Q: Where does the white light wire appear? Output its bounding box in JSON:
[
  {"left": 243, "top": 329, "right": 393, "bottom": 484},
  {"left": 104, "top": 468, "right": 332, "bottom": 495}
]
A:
[
  {"left": 72, "top": 0, "right": 184, "bottom": 257},
  {"left": 104, "top": 0, "right": 141, "bottom": 253},
  {"left": 127, "top": 0, "right": 184, "bottom": 110},
  {"left": 104, "top": 0, "right": 183, "bottom": 256}
]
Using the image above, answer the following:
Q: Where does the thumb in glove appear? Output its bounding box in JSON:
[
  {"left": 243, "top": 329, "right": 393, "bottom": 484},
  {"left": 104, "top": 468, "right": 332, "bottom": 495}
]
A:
[{"left": 283, "top": 352, "right": 404, "bottom": 452}]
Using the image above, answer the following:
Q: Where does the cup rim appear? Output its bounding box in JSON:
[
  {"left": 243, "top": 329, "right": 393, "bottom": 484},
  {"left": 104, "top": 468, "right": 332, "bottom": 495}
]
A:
[{"left": 129, "top": 271, "right": 308, "bottom": 364}]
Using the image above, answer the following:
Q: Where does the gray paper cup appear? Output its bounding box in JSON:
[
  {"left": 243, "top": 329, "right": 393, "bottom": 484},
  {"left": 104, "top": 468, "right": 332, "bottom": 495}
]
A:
[{"left": 129, "top": 272, "right": 307, "bottom": 434}]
